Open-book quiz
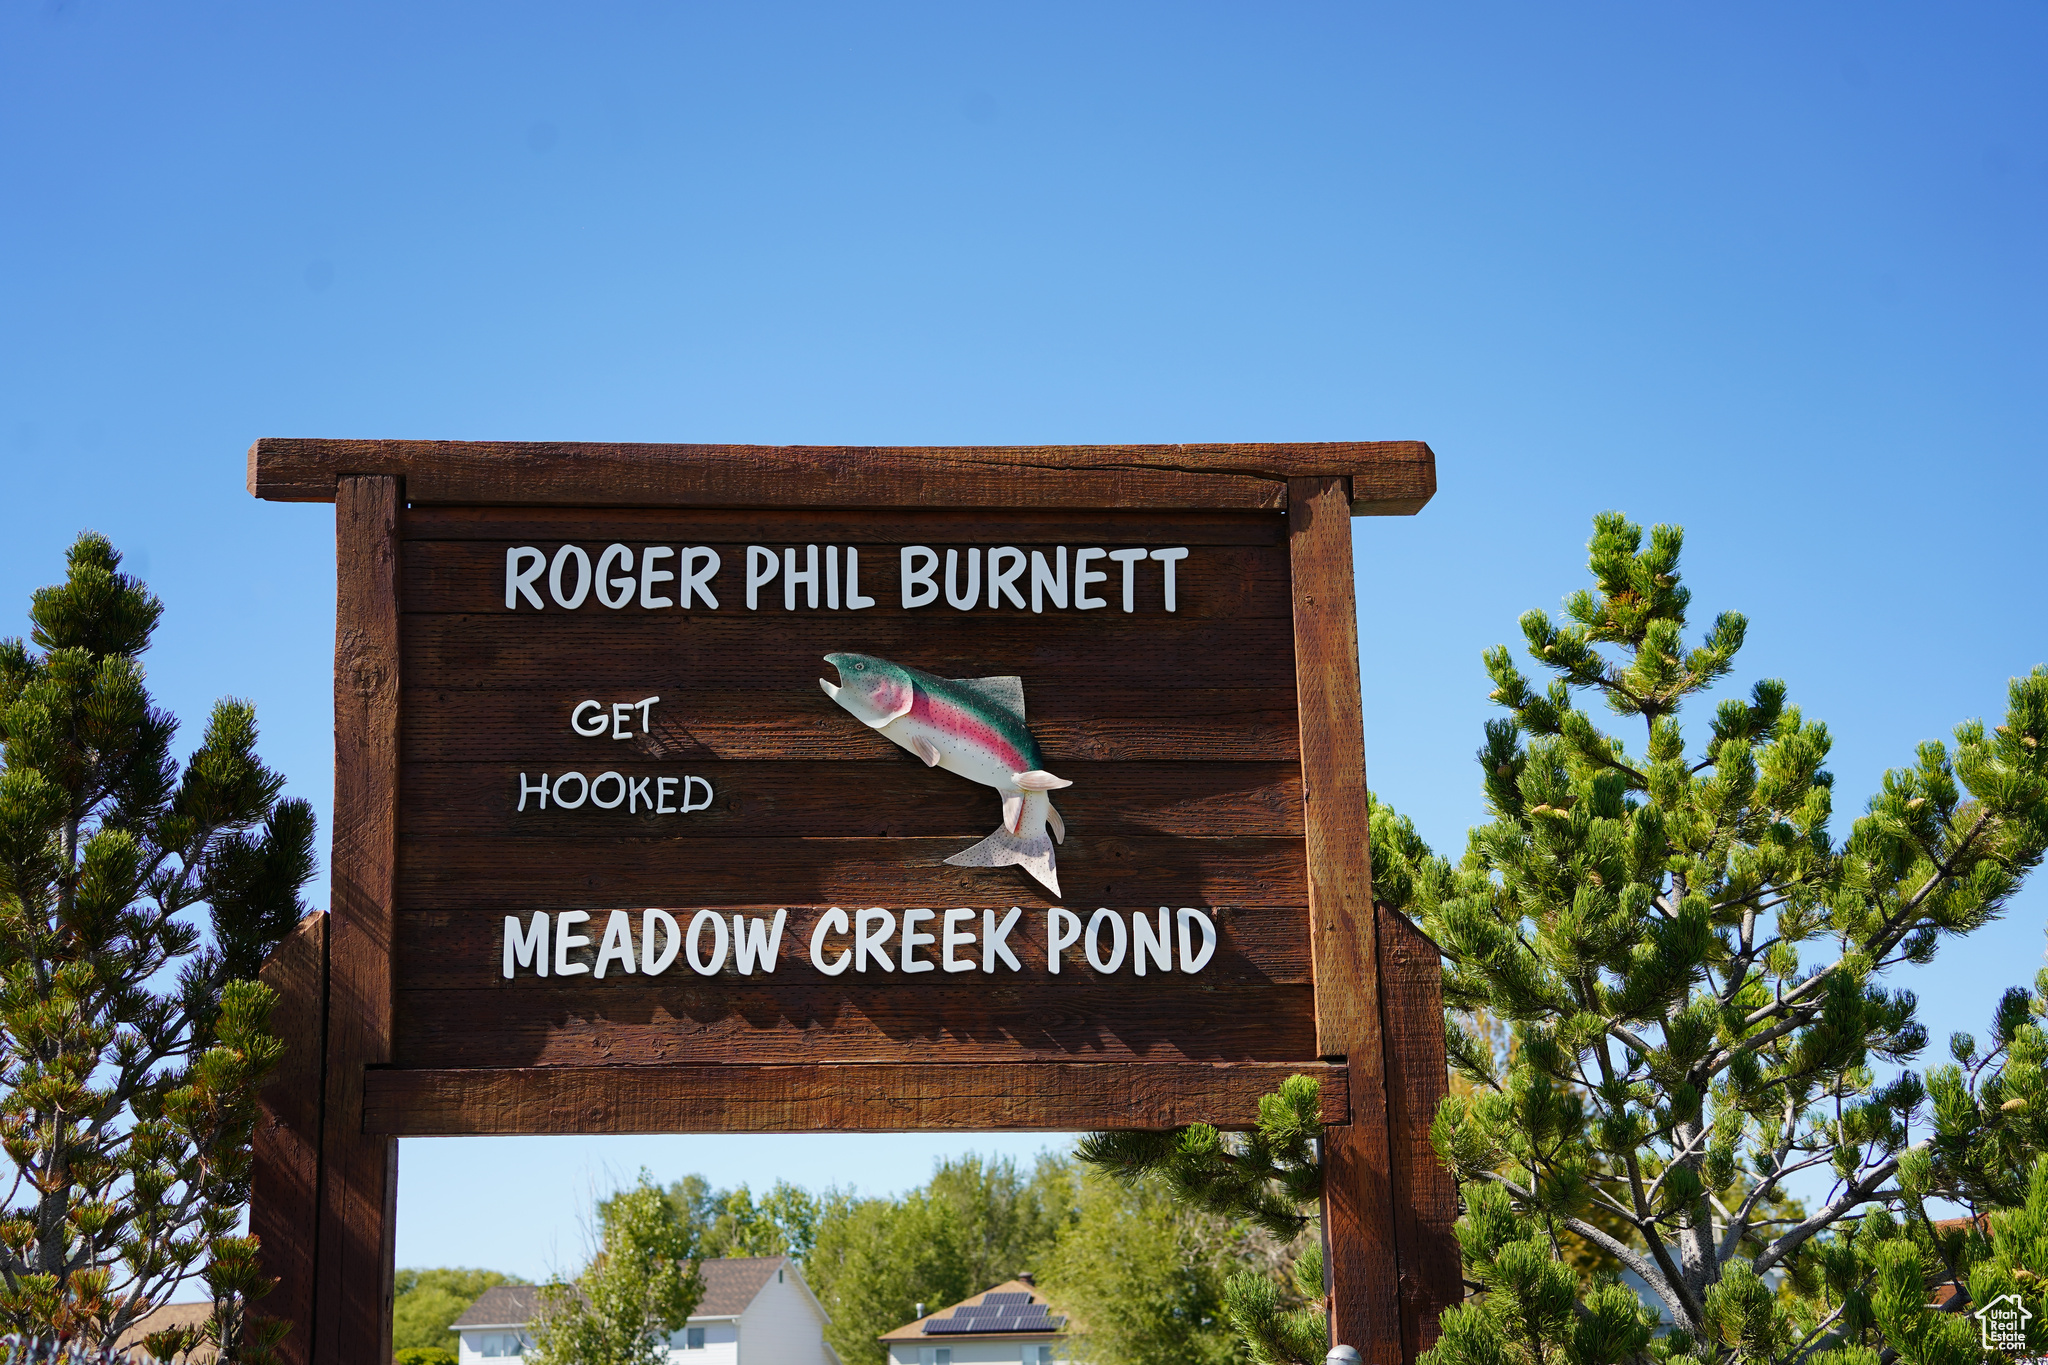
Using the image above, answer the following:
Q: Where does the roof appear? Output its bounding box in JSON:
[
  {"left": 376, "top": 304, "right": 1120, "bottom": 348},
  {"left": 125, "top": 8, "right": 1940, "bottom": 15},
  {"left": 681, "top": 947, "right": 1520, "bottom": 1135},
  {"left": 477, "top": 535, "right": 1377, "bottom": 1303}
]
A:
[
  {"left": 692, "top": 1255, "right": 789, "bottom": 1318},
  {"left": 879, "top": 1280, "right": 1071, "bottom": 1343},
  {"left": 113, "top": 1302, "right": 217, "bottom": 1363},
  {"left": 452, "top": 1284, "right": 550, "bottom": 1330},
  {"left": 450, "top": 1258, "right": 797, "bottom": 1330}
]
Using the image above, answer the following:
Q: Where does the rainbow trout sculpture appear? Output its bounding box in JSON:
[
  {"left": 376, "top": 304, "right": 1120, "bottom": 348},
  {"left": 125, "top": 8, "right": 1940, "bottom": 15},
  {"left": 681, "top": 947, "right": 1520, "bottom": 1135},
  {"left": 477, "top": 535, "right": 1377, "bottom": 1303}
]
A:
[{"left": 819, "top": 651, "right": 1071, "bottom": 896}]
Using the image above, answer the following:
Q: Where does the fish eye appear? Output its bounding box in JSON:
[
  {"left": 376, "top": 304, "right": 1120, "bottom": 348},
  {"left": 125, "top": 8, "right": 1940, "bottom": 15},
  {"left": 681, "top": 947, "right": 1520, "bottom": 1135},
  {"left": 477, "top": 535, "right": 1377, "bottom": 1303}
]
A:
[{"left": 855, "top": 663, "right": 866, "bottom": 671}]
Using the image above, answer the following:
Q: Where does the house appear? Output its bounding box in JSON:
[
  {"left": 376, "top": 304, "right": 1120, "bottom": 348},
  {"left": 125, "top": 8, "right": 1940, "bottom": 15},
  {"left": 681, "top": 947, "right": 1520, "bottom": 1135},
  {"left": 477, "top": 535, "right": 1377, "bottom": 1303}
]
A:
[
  {"left": 449, "top": 1255, "right": 836, "bottom": 1365},
  {"left": 879, "top": 1278, "right": 1072, "bottom": 1365}
]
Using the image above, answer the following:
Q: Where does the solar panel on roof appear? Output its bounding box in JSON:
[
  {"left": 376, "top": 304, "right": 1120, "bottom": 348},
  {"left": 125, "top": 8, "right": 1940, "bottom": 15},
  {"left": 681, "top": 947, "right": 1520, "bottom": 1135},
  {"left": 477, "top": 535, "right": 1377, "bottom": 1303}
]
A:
[{"left": 983, "top": 1292, "right": 1033, "bottom": 1305}]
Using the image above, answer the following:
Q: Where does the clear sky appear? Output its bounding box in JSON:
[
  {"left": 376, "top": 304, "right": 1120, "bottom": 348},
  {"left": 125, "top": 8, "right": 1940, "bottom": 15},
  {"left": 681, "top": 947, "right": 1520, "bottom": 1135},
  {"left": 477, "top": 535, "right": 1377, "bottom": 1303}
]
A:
[{"left": 3, "top": 2, "right": 2044, "bottom": 1287}]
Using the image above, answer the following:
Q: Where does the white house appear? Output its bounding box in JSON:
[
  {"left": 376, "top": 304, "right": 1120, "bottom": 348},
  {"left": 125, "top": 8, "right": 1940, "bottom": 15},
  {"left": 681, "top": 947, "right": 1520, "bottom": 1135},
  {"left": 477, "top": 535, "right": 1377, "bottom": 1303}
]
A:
[
  {"left": 449, "top": 1255, "right": 836, "bottom": 1365},
  {"left": 879, "top": 1278, "right": 1071, "bottom": 1365}
]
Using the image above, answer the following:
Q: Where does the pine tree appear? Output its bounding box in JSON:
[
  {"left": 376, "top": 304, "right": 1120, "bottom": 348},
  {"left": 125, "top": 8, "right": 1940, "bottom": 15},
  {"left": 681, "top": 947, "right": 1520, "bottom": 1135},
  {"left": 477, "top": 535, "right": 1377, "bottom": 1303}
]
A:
[
  {"left": 1389, "top": 513, "right": 2048, "bottom": 1364},
  {"left": 0, "top": 533, "right": 316, "bottom": 1357},
  {"left": 528, "top": 1174, "right": 702, "bottom": 1365},
  {"left": 1084, "top": 513, "right": 2048, "bottom": 1365}
]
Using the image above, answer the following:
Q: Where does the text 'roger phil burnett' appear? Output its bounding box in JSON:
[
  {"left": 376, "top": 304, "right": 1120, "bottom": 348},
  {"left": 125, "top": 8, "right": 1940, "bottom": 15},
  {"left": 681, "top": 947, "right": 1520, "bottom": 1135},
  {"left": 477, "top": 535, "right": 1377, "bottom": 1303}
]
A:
[
  {"left": 503, "top": 544, "right": 1191, "bottom": 612},
  {"left": 501, "top": 907, "right": 1220, "bottom": 979}
]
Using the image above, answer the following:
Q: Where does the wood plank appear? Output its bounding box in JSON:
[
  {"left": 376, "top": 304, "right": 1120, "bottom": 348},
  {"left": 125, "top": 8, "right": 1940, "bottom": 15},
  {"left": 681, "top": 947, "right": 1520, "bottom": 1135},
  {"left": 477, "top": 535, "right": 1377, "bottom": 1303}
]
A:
[
  {"left": 316, "top": 476, "right": 401, "bottom": 1365},
  {"left": 401, "top": 687, "right": 1301, "bottom": 764},
  {"left": 393, "top": 834, "right": 1307, "bottom": 909},
  {"left": 1377, "top": 904, "right": 1460, "bottom": 1361},
  {"left": 399, "top": 613, "right": 1298, "bottom": 692},
  {"left": 361, "top": 1061, "right": 1352, "bottom": 1135},
  {"left": 394, "top": 903, "right": 1310, "bottom": 989},
  {"left": 247, "top": 439, "right": 1436, "bottom": 514},
  {"left": 1289, "top": 475, "right": 1402, "bottom": 1363},
  {"left": 391, "top": 980, "right": 1317, "bottom": 1067},
  {"left": 401, "top": 538, "right": 1290, "bottom": 620},
  {"left": 402, "top": 505, "right": 1288, "bottom": 546},
  {"left": 250, "top": 911, "right": 326, "bottom": 1365},
  {"left": 398, "top": 760, "right": 1302, "bottom": 839}
]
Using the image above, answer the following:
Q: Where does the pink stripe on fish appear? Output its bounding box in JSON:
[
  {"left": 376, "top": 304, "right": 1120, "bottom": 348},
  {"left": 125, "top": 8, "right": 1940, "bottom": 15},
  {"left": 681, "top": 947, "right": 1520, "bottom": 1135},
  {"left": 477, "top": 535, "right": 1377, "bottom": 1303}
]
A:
[{"left": 912, "top": 691, "right": 1026, "bottom": 772}]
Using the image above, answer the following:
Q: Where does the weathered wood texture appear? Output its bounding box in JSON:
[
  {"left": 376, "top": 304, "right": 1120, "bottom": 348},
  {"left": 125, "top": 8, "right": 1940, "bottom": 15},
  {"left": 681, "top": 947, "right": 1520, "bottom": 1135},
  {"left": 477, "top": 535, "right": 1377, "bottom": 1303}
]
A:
[
  {"left": 402, "top": 687, "right": 1303, "bottom": 763},
  {"left": 250, "top": 439, "right": 1437, "bottom": 514},
  {"left": 1377, "top": 904, "right": 1460, "bottom": 1361},
  {"left": 362, "top": 1062, "right": 1351, "bottom": 1135},
  {"left": 250, "top": 911, "right": 326, "bottom": 1365},
  {"left": 396, "top": 833, "right": 1304, "bottom": 908},
  {"left": 317, "top": 477, "right": 400, "bottom": 1365},
  {"left": 1291, "top": 476, "right": 1402, "bottom": 1363}
]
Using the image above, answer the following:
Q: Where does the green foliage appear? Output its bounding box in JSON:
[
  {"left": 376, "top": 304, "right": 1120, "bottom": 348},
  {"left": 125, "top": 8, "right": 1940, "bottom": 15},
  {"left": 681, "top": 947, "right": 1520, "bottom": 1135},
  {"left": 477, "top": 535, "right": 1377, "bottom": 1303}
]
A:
[
  {"left": 1078, "top": 1076, "right": 1329, "bottom": 1364},
  {"left": 1394, "top": 514, "right": 2048, "bottom": 1364},
  {"left": 528, "top": 1174, "right": 702, "bottom": 1365},
  {"left": 393, "top": 1349, "right": 459, "bottom": 1365},
  {"left": 667, "top": 1176, "right": 821, "bottom": 1259},
  {"left": 392, "top": 1267, "right": 521, "bottom": 1354},
  {"left": 1039, "top": 1169, "right": 1243, "bottom": 1365},
  {"left": 804, "top": 1154, "right": 1074, "bottom": 1365},
  {"left": 0, "top": 533, "right": 315, "bottom": 1355}
]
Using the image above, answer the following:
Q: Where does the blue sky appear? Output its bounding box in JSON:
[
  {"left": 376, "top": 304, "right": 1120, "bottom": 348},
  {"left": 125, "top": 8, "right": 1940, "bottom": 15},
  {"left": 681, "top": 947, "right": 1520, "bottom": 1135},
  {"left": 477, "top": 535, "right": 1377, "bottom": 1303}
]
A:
[{"left": 3, "top": 2, "right": 2044, "bottom": 1285}]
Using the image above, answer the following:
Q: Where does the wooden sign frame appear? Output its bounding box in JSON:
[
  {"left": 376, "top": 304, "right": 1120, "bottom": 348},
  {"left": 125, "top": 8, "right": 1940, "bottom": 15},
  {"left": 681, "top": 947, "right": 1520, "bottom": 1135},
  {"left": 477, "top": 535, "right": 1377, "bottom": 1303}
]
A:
[{"left": 245, "top": 440, "right": 1458, "bottom": 1365}]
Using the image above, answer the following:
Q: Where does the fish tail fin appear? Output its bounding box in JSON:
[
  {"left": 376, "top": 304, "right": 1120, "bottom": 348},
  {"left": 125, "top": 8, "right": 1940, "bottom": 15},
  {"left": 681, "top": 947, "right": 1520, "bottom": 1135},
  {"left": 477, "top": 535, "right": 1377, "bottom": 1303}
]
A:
[
  {"left": 946, "top": 826, "right": 1060, "bottom": 897},
  {"left": 1046, "top": 800, "right": 1065, "bottom": 844}
]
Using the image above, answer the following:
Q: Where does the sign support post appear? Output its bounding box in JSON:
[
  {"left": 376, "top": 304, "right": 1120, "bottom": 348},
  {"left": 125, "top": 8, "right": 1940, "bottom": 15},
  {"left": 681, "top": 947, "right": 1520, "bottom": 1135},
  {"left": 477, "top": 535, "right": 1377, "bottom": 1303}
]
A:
[{"left": 243, "top": 440, "right": 1456, "bottom": 1365}]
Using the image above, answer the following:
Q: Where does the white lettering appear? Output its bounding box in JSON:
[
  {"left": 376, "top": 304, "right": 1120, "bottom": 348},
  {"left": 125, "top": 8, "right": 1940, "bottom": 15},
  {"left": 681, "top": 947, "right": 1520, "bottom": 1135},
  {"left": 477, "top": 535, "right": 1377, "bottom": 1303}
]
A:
[
  {"left": 628, "top": 775, "right": 652, "bottom": 812},
  {"left": 506, "top": 547, "right": 545, "bottom": 609},
  {"left": 901, "top": 546, "right": 939, "bottom": 608},
  {"left": 554, "top": 910, "right": 592, "bottom": 976},
  {"left": 1109, "top": 548, "right": 1147, "bottom": 612},
  {"left": 682, "top": 776, "right": 714, "bottom": 812},
  {"left": 570, "top": 701, "right": 607, "bottom": 738},
  {"left": 596, "top": 544, "right": 635, "bottom": 608},
  {"left": 1085, "top": 907, "right": 1126, "bottom": 973},
  {"left": 732, "top": 910, "right": 787, "bottom": 974},
  {"left": 941, "top": 907, "right": 976, "bottom": 972},
  {"left": 611, "top": 702, "right": 634, "bottom": 739},
  {"left": 745, "top": 546, "right": 778, "bottom": 610},
  {"left": 1132, "top": 908, "right": 1172, "bottom": 976},
  {"left": 901, "top": 908, "right": 937, "bottom": 973},
  {"left": 657, "top": 776, "right": 677, "bottom": 813},
  {"left": 811, "top": 906, "right": 852, "bottom": 975},
  {"left": 855, "top": 908, "right": 896, "bottom": 972},
  {"left": 552, "top": 772, "right": 589, "bottom": 809},
  {"left": 503, "top": 912, "right": 549, "bottom": 977},
  {"left": 987, "top": 547, "right": 1027, "bottom": 609},
  {"left": 589, "top": 771, "right": 627, "bottom": 809},
  {"left": 1031, "top": 548, "right": 1067, "bottom": 613},
  {"left": 1150, "top": 547, "right": 1188, "bottom": 613},
  {"left": 983, "top": 907, "right": 1023, "bottom": 972},
  {"left": 686, "top": 909, "right": 728, "bottom": 975},
  {"left": 846, "top": 547, "right": 876, "bottom": 609},
  {"left": 944, "top": 549, "right": 980, "bottom": 611},
  {"left": 518, "top": 772, "right": 551, "bottom": 811},
  {"left": 1074, "top": 548, "right": 1108, "bottom": 610},
  {"left": 679, "top": 547, "right": 721, "bottom": 609},
  {"left": 785, "top": 545, "right": 819, "bottom": 610},
  {"left": 550, "top": 545, "right": 591, "bottom": 609},
  {"left": 1047, "top": 907, "right": 1081, "bottom": 972},
  {"left": 642, "top": 909, "right": 682, "bottom": 975},
  {"left": 826, "top": 545, "right": 841, "bottom": 610},
  {"left": 635, "top": 696, "right": 658, "bottom": 731},
  {"left": 594, "top": 910, "right": 637, "bottom": 978},
  {"left": 1177, "top": 907, "right": 1217, "bottom": 972},
  {"left": 639, "top": 545, "right": 675, "bottom": 608}
]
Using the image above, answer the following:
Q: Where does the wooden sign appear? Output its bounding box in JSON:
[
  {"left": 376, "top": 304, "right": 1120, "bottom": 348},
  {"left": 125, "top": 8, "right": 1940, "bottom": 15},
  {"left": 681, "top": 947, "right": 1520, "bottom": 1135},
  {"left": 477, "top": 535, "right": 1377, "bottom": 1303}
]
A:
[{"left": 244, "top": 441, "right": 1458, "bottom": 1365}]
